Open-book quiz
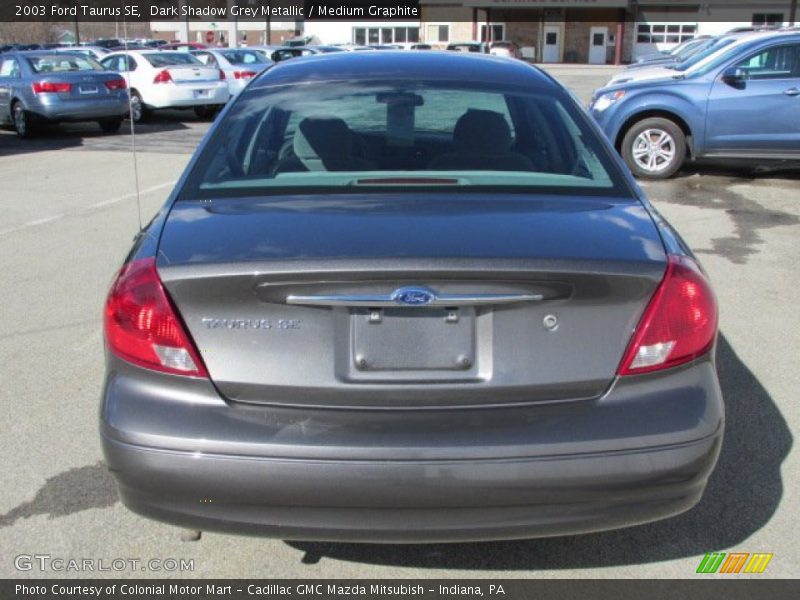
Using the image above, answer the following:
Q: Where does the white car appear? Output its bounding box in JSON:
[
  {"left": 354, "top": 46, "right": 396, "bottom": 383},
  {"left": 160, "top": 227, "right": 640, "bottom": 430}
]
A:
[
  {"left": 99, "top": 50, "right": 229, "bottom": 122},
  {"left": 191, "top": 48, "right": 271, "bottom": 96}
]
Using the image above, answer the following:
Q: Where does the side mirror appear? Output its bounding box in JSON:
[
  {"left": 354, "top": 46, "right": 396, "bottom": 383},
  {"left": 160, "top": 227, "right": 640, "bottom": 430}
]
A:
[{"left": 721, "top": 67, "right": 747, "bottom": 86}]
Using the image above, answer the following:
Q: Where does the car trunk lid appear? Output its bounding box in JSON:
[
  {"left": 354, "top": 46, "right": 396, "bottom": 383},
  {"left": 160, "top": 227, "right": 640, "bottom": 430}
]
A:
[
  {"left": 165, "top": 65, "right": 221, "bottom": 83},
  {"left": 157, "top": 194, "right": 666, "bottom": 408}
]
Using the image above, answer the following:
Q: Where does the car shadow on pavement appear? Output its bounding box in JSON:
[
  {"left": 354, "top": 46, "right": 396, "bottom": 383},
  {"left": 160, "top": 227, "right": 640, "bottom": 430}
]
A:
[
  {"left": 287, "top": 334, "right": 792, "bottom": 569},
  {"left": 0, "top": 115, "right": 192, "bottom": 157}
]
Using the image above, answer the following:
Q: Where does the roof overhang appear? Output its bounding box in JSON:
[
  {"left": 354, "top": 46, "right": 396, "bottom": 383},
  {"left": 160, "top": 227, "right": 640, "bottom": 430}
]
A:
[{"left": 421, "top": 0, "right": 629, "bottom": 7}]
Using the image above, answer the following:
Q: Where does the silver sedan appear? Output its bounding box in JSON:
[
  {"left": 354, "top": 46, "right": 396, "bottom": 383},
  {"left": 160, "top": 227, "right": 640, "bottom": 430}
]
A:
[{"left": 0, "top": 51, "right": 128, "bottom": 137}]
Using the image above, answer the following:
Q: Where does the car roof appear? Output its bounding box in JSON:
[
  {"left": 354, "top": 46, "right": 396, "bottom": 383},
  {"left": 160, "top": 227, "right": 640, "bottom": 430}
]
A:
[
  {"left": 104, "top": 50, "right": 189, "bottom": 57},
  {"left": 250, "top": 51, "right": 554, "bottom": 90}
]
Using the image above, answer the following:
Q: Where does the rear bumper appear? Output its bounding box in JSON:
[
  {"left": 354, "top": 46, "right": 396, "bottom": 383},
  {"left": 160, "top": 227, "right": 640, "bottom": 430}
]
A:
[
  {"left": 31, "top": 94, "right": 129, "bottom": 122},
  {"left": 101, "top": 355, "right": 723, "bottom": 542},
  {"left": 143, "top": 82, "right": 229, "bottom": 109}
]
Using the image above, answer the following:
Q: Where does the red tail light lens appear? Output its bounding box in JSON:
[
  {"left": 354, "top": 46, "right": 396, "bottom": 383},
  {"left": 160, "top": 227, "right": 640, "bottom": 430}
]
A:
[
  {"left": 618, "top": 255, "right": 717, "bottom": 375},
  {"left": 153, "top": 69, "right": 172, "bottom": 84},
  {"left": 233, "top": 70, "right": 257, "bottom": 79},
  {"left": 104, "top": 78, "right": 127, "bottom": 91},
  {"left": 32, "top": 81, "right": 72, "bottom": 94},
  {"left": 104, "top": 258, "right": 208, "bottom": 377}
]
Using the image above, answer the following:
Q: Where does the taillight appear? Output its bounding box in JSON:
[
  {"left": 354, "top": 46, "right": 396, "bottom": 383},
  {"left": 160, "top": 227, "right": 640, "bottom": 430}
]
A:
[
  {"left": 153, "top": 69, "right": 172, "bottom": 84},
  {"left": 104, "top": 258, "right": 208, "bottom": 377},
  {"left": 233, "top": 70, "right": 256, "bottom": 79},
  {"left": 219, "top": 68, "right": 226, "bottom": 80},
  {"left": 104, "top": 78, "right": 127, "bottom": 91},
  {"left": 32, "top": 81, "right": 72, "bottom": 94},
  {"left": 618, "top": 255, "right": 717, "bottom": 375}
]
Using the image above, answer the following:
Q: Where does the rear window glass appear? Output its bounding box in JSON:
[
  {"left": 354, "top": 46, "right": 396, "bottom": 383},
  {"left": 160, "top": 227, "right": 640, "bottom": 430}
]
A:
[
  {"left": 27, "top": 54, "right": 102, "bottom": 72},
  {"left": 142, "top": 52, "right": 203, "bottom": 67},
  {"left": 181, "top": 80, "right": 631, "bottom": 199},
  {"left": 219, "top": 50, "right": 267, "bottom": 65}
]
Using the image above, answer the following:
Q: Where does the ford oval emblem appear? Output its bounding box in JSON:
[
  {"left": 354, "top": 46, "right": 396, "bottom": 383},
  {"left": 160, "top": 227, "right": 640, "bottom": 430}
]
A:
[{"left": 391, "top": 287, "right": 436, "bottom": 306}]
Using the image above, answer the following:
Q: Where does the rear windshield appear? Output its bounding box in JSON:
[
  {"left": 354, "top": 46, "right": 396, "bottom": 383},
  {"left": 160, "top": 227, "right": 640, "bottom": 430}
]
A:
[
  {"left": 180, "top": 80, "right": 631, "bottom": 199},
  {"left": 142, "top": 52, "right": 203, "bottom": 67},
  {"left": 219, "top": 49, "right": 267, "bottom": 65},
  {"left": 27, "top": 54, "right": 102, "bottom": 72}
]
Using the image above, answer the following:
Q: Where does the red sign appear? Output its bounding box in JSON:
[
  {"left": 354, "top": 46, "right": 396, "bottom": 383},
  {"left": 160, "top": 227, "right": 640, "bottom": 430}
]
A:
[{"left": 205, "top": 30, "right": 215, "bottom": 44}]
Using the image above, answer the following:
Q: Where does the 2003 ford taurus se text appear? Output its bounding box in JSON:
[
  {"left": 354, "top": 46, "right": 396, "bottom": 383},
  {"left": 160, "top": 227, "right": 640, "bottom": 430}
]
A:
[{"left": 100, "top": 52, "right": 723, "bottom": 542}]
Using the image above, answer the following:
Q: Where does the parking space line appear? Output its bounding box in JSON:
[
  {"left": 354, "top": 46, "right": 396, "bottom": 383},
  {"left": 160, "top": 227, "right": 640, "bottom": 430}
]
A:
[{"left": 0, "top": 182, "right": 174, "bottom": 238}]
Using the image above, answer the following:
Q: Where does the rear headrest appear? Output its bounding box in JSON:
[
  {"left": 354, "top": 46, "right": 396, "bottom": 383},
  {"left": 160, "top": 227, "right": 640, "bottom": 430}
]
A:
[
  {"left": 453, "top": 109, "right": 513, "bottom": 154},
  {"left": 294, "top": 117, "right": 354, "bottom": 161}
]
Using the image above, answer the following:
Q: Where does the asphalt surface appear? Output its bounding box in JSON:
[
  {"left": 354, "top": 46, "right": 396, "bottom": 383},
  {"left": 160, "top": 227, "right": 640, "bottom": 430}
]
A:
[{"left": 0, "top": 65, "right": 797, "bottom": 579}]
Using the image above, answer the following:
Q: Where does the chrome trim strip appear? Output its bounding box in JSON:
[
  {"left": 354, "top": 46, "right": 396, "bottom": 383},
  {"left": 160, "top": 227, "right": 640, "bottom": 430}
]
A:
[{"left": 286, "top": 292, "right": 543, "bottom": 307}]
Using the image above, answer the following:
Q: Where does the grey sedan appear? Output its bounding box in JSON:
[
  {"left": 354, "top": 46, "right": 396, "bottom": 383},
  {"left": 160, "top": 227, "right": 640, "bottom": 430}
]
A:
[
  {"left": 101, "top": 52, "right": 722, "bottom": 542},
  {"left": 0, "top": 51, "right": 129, "bottom": 137}
]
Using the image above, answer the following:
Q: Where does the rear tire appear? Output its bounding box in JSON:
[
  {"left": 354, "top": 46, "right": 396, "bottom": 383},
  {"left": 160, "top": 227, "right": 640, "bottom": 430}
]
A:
[
  {"left": 98, "top": 117, "right": 123, "bottom": 133},
  {"left": 12, "top": 101, "right": 33, "bottom": 138},
  {"left": 193, "top": 105, "right": 216, "bottom": 120},
  {"left": 621, "top": 117, "right": 686, "bottom": 180},
  {"left": 128, "top": 91, "right": 148, "bottom": 123}
]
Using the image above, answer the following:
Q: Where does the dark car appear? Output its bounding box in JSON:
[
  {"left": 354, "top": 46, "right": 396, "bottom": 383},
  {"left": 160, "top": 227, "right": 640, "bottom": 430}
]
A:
[
  {"left": 591, "top": 31, "right": 800, "bottom": 178},
  {"left": 270, "top": 46, "right": 319, "bottom": 62},
  {"left": 0, "top": 51, "right": 129, "bottom": 137},
  {"left": 447, "top": 42, "right": 490, "bottom": 53},
  {"left": 94, "top": 39, "right": 123, "bottom": 49},
  {"left": 101, "top": 52, "right": 722, "bottom": 542}
]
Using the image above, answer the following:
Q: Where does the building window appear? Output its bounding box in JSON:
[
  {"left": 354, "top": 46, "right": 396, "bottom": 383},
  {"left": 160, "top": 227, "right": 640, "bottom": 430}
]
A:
[
  {"left": 480, "top": 24, "right": 505, "bottom": 42},
  {"left": 752, "top": 13, "right": 784, "bottom": 26},
  {"left": 636, "top": 23, "right": 696, "bottom": 44},
  {"left": 353, "top": 26, "right": 419, "bottom": 45},
  {"left": 426, "top": 24, "right": 450, "bottom": 43}
]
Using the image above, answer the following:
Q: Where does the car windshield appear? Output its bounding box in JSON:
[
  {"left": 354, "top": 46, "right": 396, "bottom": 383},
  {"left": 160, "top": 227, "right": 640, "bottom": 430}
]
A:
[
  {"left": 219, "top": 49, "right": 267, "bottom": 65},
  {"left": 181, "top": 81, "right": 630, "bottom": 199},
  {"left": 672, "top": 38, "right": 736, "bottom": 71},
  {"left": 142, "top": 52, "right": 203, "bottom": 67},
  {"left": 27, "top": 54, "right": 103, "bottom": 72},
  {"left": 682, "top": 38, "right": 761, "bottom": 77},
  {"left": 672, "top": 38, "right": 708, "bottom": 58}
]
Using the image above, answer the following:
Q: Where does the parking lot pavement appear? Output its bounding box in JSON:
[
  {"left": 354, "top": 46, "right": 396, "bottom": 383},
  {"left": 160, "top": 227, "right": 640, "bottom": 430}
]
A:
[{"left": 0, "top": 66, "right": 797, "bottom": 579}]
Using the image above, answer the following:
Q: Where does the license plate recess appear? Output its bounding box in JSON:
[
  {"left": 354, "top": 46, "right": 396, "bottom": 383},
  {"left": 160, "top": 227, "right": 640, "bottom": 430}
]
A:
[{"left": 352, "top": 307, "right": 475, "bottom": 371}]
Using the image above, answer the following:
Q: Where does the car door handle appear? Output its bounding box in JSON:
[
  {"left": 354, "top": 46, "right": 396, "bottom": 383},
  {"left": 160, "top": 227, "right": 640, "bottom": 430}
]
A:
[{"left": 784, "top": 88, "right": 800, "bottom": 96}]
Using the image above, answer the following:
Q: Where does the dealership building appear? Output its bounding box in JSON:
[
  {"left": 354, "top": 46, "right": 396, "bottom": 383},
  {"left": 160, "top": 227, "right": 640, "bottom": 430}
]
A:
[
  {"left": 152, "top": 0, "right": 798, "bottom": 64},
  {"left": 418, "top": 0, "right": 798, "bottom": 64}
]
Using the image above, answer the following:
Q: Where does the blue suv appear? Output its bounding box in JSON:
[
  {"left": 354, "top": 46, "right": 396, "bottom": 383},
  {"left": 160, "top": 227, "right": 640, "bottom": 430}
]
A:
[{"left": 590, "top": 32, "right": 800, "bottom": 178}]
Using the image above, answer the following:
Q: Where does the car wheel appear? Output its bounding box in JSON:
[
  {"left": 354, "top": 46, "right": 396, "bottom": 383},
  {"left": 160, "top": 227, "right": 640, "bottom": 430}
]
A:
[
  {"left": 193, "top": 105, "right": 215, "bottom": 120},
  {"left": 621, "top": 118, "right": 686, "bottom": 180},
  {"left": 12, "top": 101, "right": 32, "bottom": 138},
  {"left": 129, "top": 91, "right": 148, "bottom": 123},
  {"left": 98, "top": 118, "right": 123, "bottom": 133}
]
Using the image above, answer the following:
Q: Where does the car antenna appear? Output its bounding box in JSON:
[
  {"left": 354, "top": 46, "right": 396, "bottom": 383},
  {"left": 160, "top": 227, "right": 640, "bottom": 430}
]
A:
[{"left": 122, "top": 17, "right": 144, "bottom": 232}]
